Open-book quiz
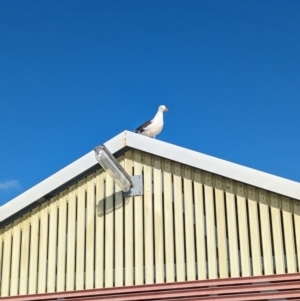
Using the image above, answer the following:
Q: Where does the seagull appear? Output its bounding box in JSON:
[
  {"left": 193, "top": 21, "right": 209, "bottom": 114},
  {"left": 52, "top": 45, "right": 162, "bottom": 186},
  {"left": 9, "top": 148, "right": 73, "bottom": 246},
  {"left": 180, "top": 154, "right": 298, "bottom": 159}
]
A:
[{"left": 135, "top": 105, "right": 168, "bottom": 138}]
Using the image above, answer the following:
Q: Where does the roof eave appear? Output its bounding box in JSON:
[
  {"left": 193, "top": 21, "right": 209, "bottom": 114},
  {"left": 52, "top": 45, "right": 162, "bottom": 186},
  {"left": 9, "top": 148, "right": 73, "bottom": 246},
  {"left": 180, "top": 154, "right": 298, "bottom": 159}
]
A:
[
  {"left": 125, "top": 132, "right": 300, "bottom": 200},
  {"left": 0, "top": 131, "right": 128, "bottom": 224}
]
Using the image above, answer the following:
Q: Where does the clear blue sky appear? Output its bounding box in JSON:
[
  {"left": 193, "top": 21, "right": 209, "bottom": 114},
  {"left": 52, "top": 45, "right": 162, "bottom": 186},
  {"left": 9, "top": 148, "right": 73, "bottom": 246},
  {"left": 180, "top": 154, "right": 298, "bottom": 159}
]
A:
[{"left": 1, "top": 1, "right": 299, "bottom": 205}]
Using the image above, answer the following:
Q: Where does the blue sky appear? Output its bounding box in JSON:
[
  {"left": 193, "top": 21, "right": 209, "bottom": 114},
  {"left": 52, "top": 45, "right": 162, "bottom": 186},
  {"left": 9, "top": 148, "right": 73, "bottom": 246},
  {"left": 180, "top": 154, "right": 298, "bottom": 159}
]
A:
[{"left": 1, "top": 1, "right": 299, "bottom": 205}]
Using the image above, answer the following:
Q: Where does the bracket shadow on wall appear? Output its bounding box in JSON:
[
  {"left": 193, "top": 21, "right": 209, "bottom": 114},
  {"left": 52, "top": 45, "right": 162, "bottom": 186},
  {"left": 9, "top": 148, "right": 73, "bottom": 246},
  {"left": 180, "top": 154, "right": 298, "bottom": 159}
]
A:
[{"left": 94, "top": 145, "right": 143, "bottom": 197}]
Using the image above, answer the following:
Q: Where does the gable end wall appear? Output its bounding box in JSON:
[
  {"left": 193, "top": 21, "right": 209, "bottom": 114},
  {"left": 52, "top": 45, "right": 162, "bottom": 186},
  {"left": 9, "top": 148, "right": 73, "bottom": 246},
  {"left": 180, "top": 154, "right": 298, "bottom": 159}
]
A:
[{"left": 0, "top": 149, "right": 299, "bottom": 296}]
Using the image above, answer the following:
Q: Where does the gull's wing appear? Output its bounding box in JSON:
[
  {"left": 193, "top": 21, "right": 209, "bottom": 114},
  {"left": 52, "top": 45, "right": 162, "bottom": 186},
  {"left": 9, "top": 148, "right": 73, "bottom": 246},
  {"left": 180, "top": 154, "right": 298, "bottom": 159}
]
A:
[{"left": 135, "top": 119, "right": 152, "bottom": 133}]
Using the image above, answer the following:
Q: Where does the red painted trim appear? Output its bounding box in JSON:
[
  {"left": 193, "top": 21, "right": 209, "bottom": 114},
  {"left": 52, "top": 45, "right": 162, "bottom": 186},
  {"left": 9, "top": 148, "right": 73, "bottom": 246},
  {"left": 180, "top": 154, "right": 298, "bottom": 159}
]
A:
[{"left": 1, "top": 273, "right": 300, "bottom": 301}]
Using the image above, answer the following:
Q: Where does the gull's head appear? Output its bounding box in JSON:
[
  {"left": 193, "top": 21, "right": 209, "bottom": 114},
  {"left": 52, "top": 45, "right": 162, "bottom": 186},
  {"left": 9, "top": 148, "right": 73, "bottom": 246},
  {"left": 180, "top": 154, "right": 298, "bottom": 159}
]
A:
[{"left": 158, "top": 105, "right": 168, "bottom": 113}]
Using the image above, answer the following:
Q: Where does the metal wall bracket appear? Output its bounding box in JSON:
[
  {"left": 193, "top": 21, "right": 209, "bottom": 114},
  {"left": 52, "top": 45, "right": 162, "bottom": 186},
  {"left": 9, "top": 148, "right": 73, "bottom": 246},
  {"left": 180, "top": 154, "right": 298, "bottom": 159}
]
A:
[{"left": 123, "top": 175, "right": 143, "bottom": 197}]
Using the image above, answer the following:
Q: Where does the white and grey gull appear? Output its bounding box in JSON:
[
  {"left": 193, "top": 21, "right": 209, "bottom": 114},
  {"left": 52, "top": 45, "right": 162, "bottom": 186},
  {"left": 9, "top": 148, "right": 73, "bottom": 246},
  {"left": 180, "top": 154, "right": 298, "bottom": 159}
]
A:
[{"left": 135, "top": 105, "right": 168, "bottom": 138}]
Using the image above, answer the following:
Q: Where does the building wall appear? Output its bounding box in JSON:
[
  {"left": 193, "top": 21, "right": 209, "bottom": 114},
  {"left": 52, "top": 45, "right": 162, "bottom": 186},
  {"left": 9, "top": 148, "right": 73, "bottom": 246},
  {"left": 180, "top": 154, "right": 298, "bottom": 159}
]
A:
[{"left": 0, "top": 149, "right": 300, "bottom": 296}]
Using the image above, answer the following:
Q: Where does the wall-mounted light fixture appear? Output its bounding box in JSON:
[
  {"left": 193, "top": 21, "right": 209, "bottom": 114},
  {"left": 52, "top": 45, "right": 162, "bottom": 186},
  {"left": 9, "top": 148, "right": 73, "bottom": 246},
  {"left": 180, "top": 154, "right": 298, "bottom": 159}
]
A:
[{"left": 94, "top": 145, "right": 143, "bottom": 197}]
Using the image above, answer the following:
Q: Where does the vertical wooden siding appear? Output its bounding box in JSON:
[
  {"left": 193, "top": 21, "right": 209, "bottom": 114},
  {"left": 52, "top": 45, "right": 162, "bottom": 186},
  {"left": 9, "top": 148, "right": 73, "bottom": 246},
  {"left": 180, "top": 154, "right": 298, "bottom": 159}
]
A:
[{"left": 1, "top": 149, "right": 300, "bottom": 296}]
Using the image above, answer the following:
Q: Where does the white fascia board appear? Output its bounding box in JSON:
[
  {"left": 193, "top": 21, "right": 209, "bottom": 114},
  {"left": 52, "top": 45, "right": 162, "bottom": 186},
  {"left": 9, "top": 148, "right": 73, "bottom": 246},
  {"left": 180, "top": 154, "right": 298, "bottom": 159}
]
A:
[
  {"left": 0, "top": 131, "right": 127, "bottom": 223},
  {"left": 124, "top": 131, "right": 300, "bottom": 200}
]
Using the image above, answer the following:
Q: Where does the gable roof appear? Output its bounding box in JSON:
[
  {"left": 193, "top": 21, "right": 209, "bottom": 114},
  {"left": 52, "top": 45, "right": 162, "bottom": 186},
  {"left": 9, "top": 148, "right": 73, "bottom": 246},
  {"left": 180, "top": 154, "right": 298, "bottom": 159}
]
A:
[{"left": 1, "top": 130, "right": 299, "bottom": 225}]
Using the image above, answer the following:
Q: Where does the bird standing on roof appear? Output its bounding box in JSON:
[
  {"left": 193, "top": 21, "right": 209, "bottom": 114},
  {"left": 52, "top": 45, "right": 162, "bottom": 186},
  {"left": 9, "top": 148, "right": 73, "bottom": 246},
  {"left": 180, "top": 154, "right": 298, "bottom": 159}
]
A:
[{"left": 135, "top": 105, "right": 168, "bottom": 139}]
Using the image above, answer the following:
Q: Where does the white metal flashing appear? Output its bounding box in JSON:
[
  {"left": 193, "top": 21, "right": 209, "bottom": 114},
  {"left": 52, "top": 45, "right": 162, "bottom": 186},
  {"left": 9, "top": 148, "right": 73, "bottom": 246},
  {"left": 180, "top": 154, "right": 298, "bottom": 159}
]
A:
[{"left": 1, "top": 130, "right": 299, "bottom": 223}]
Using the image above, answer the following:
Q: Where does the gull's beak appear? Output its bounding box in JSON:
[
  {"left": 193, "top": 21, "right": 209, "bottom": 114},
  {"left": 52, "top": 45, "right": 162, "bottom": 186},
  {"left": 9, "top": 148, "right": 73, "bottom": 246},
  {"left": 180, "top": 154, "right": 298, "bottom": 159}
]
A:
[{"left": 164, "top": 107, "right": 168, "bottom": 112}]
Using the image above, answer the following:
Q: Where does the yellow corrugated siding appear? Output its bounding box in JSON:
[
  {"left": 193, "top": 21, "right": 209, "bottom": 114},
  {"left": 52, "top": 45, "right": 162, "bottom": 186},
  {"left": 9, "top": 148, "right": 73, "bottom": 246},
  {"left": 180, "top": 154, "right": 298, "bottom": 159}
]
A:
[
  {"left": 95, "top": 171, "right": 105, "bottom": 288},
  {"left": 10, "top": 219, "right": 21, "bottom": 295},
  {"left": 114, "top": 156, "right": 124, "bottom": 287},
  {"left": 85, "top": 174, "right": 95, "bottom": 289},
  {"left": 56, "top": 191, "right": 67, "bottom": 292},
  {"left": 143, "top": 152, "right": 154, "bottom": 283},
  {"left": 47, "top": 198, "right": 58, "bottom": 293},
  {"left": 236, "top": 183, "right": 251, "bottom": 276},
  {"left": 66, "top": 185, "right": 76, "bottom": 290},
  {"left": 162, "top": 158, "right": 175, "bottom": 282},
  {"left": 28, "top": 207, "right": 40, "bottom": 294},
  {"left": 247, "top": 186, "right": 262, "bottom": 275},
  {"left": 183, "top": 165, "right": 196, "bottom": 281},
  {"left": 225, "top": 179, "right": 239, "bottom": 277},
  {"left": 173, "top": 162, "right": 185, "bottom": 281},
  {"left": 270, "top": 193, "right": 285, "bottom": 273},
  {"left": 133, "top": 150, "right": 144, "bottom": 285},
  {"left": 282, "top": 196, "right": 297, "bottom": 272},
  {"left": 204, "top": 171, "right": 217, "bottom": 279},
  {"left": 124, "top": 151, "right": 134, "bottom": 286},
  {"left": 258, "top": 189, "right": 273, "bottom": 275},
  {"left": 215, "top": 175, "right": 228, "bottom": 278},
  {"left": 1, "top": 149, "right": 300, "bottom": 296},
  {"left": 193, "top": 169, "right": 207, "bottom": 280},
  {"left": 2, "top": 225, "right": 12, "bottom": 296},
  {"left": 153, "top": 155, "right": 164, "bottom": 283}
]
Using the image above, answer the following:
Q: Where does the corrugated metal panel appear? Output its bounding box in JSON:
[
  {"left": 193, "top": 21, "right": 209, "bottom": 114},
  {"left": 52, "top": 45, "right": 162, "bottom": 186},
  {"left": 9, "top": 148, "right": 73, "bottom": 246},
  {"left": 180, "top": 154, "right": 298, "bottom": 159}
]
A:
[
  {"left": 215, "top": 176, "right": 228, "bottom": 278},
  {"left": 56, "top": 191, "right": 67, "bottom": 292},
  {"left": 162, "top": 158, "right": 175, "bottom": 282},
  {"left": 2, "top": 225, "right": 12, "bottom": 296},
  {"left": 1, "top": 273, "right": 300, "bottom": 300},
  {"left": 183, "top": 165, "right": 196, "bottom": 281},
  {"left": 47, "top": 198, "right": 57, "bottom": 293},
  {"left": 10, "top": 218, "right": 21, "bottom": 295},
  {"left": 193, "top": 169, "right": 206, "bottom": 280},
  {"left": 236, "top": 183, "right": 250, "bottom": 276},
  {"left": 114, "top": 155, "right": 124, "bottom": 287},
  {"left": 173, "top": 162, "right": 185, "bottom": 281},
  {"left": 143, "top": 152, "right": 154, "bottom": 283},
  {"left": 270, "top": 192, "right": 285, "bottom": 273},
  {"left": 153, "top": 155, "right": 164, "bottom": 283},
  {"left": 28, "top": 207, "right": 40, "bottom": 294},
  {"left": 133, "top": 150, "right": 143, "bottom": 285},
  {"left": 258, "top": 189, "right": 273, "bottom": 275},
  {"left": 247, "top": 186, "right": 262, "bottom": 275},
  {"left": 37, "top": 202, "right": 49, "bottom": 293},
  {"left": 95, "top": 170, "right": 105, "bottom": 288},
  {"left": 282, "top": 196, "right": 297, "bottom": 272},
  {"left": 124, "top": 151, "right": 134, "bottom": 286},
  {"left": 85, "top": 174, "right": 95, "bottom": 289},
  {"left": 2, "top": 149, "right": 300, "bottom": 296},
  {"left": 66, "top": 185, "right": 76, "bottom": 290},
  {"left": 204, "top": 171, "right": 217, "bottom": 279}
]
